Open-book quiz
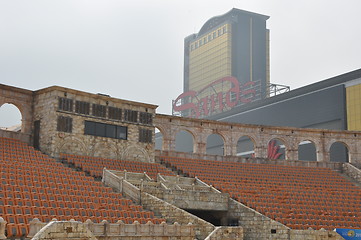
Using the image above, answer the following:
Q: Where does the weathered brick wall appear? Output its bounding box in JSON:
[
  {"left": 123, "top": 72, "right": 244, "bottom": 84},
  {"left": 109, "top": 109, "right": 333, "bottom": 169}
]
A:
[{"left": 33, "top": 87, "right": 157, "bottom": 162}]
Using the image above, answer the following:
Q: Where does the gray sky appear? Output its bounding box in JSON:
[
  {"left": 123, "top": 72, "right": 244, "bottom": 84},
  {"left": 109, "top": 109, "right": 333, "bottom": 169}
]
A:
[{"left": 1, "top": 0, "right": 361, "bottom": 126}]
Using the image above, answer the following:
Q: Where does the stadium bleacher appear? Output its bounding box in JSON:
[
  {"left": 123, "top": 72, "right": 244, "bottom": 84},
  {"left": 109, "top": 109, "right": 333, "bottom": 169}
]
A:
[
  {"left": 0, "top": 137, "right": 165, "bottom": 238},
  {"left": 160, "top": 156, "right": 361, "bottom": 231}
]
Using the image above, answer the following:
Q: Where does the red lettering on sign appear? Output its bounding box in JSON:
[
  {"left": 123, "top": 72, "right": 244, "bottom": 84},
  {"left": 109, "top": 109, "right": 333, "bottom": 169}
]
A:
[{"left": 173, "top": 76, "right": 257, "bottom": 118}]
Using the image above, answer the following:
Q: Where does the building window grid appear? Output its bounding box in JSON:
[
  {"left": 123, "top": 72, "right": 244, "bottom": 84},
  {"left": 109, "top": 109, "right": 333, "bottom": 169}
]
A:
[
  {"left": 190, "top": 24, "right": 229, "bottom": 52},
  {"left": 139, "top": 112, "right": 153, "bottom": 125},
  {"left": 108, "top": 106, "right": 122, "bottom": 121},
  {"left": 84, "top": 121, "right": 127, "bottom": 140},
  {"left": 92, "top": 104, "right": 107, "bottom": 118},
  {"left": 124, "top": 109, "right": 138, "bottom": 123},
  {"left": 57, "top": 116, "right": 73, "bottom": 133},
  {"left": 58, "top": 97, "right": 73, "bottom": 112},
  {"left": 139, "top": 128, "right": 152, "bottom": 143},
  {"left": 75, "top": 101, "right": 90, "bottom": 115}
]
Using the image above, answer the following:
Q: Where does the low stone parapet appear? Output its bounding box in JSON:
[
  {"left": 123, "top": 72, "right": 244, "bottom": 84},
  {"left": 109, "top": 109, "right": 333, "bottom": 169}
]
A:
[{"left": 27, "top": 219, "right": 195, "bottom": 239}]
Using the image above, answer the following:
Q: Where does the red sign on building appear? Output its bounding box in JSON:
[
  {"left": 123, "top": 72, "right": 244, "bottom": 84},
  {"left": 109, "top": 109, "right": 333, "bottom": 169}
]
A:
[{"left": 173, "top": 76, "right": 257, "bottom": 118}]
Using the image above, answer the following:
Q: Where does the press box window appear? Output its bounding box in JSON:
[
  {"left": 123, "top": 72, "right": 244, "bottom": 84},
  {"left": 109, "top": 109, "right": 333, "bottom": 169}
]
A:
[
  {"left": 75, "top": 101, "right": 90, "bottom": 115},
  {"left": 139, "top": 128, "right": 152, "bottom": 143},
  {"left": 139, "top": 112, "right": 153, "bottom": 125},
  {"left": 92, "top": 104, "right": 106, "bottom": 118},
  {"left": 58, "top": 97, "right": 73, "bottom": 112},
  {"left": 57, "top": 116, "right": 72, "bottom": 133},
  {"left": 84, "top": 121, "right": 127, "bottom": 140},
  {"left": 108, "top": 107, "right": 122, "bottom": 120},
  {"left": 124, "top": 109, "right": 138, "bottom": 123}
]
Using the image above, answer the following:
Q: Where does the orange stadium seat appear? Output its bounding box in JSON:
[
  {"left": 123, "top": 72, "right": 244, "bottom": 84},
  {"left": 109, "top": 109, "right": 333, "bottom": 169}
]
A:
[{"left": 0, "top": 137, "right": 165, "bottom": 238}]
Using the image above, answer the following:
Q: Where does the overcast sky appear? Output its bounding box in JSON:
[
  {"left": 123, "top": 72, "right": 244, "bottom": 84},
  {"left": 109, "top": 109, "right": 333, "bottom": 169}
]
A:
[{"left": 1, "top": 0, "right": 361, "bottom": 127}]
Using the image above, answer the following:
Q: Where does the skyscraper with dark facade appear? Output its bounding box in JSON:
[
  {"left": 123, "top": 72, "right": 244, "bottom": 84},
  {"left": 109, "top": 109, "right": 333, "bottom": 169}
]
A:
[{"left": 174, "top": 8, "right": 270, "bottom": 118}]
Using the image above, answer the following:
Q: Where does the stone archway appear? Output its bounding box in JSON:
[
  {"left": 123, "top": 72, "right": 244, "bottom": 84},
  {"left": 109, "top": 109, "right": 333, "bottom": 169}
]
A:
[
  {"left": 330, "top": 141, "right": 349, "bottom": 162},
  {"left": 206, "top": 133, "right": 225, "bottom": 156},
  {"left": 236, "top": 135, "right": 255, "bottom": 158},
  {"left": 268, "top": 138, "right": 286, "bottom": 160},
  {"left": 298, "top": 140, "right": 317, "bottom": 161},
  {"left": 0, "top": 103, "right": 22, "bottom": 131},
  {"left": 175, "top": 130, "right": 195, "bottom": 153}
]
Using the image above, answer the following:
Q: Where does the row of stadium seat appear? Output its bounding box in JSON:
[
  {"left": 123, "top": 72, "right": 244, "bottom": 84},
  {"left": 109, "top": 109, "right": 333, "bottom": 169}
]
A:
[
  {"left": 0, "top": 137, "right": 165, "bottom": 238},
  {"left": 161, "top": 156, "right": 361, "bottom": 230}
]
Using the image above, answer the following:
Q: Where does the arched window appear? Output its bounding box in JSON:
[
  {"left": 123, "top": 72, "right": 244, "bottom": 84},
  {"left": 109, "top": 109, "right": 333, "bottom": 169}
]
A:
[
  {"left": 0, "top": 103, "right": 22, "bottom": 132},
  {"left": 330, "top": 142, "right": 349, "bottom": 162},
  {"left": 175, "top": 130, "right": 194, "bottom": 153},
  {"left": 268, "top": 139, "right": 285, "bottom": 160},
  {"left": 298, "top": 140, "right": 317, "bottom": 161},
  {"left": 154, "top": 127, "right": 163, "bottom": 151},
  {"left": 206, "top": 134, "right": 224, "bottom": 155},
  {"left": 237, "top": 135, "right": 255, "bottom": 158}
]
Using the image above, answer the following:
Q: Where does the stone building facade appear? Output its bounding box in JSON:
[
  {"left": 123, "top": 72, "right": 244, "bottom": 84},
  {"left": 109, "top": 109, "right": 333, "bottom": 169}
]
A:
[
  {"left": 33, "top": 86, "right": 157, "bottom": 162},
  {"left": 0, "top": 84, "right": 157, "bottom": 162}
]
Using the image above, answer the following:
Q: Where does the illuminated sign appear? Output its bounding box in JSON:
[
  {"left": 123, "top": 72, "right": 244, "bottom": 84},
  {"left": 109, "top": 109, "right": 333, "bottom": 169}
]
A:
[{"left": 173, "top": 76, "right": 257, "bottom": 118}]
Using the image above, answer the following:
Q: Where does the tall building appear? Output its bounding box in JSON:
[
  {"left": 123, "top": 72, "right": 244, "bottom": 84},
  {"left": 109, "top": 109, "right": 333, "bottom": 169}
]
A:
[{"left": 174, "top": 8, "right": 270, "bottom": 118}]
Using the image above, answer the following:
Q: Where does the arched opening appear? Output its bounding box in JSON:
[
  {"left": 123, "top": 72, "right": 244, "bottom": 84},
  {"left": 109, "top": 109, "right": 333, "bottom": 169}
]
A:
[
  {"left": 298, "top": 140, "right": 317, "bottom": 161},
  {"left": 330, "top": 142, "right": 349, "bottom": 162},
  {"left": 206, "top": 134, "right": 224, "bottom": 156},
  {"left": 175, "top": 130, "right": 194, "bottom": 153},
  {"left": 268, "top": 139, "right": 285, "bottom": 160},
  {"left": 0, "top": 103, "right": 22, "bottom": 132},
  {"left": 154, "top": 127, "right": 163, "bottom": 151},
  {"left": 236, "top": 135, "right": 255, "bottom": 158}
]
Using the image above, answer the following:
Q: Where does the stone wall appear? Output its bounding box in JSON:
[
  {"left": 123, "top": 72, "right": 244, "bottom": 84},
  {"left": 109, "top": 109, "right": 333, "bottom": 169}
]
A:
[
  {"left": 0, "top": 84, "right": 33, "bottom": 135},
  {"left": 141, "top": 192, "right": 215, "bottom": 240},
  {"left": 205, "top": 226, "right": 243, "bottom": 240},
  {"left": 27, "top": 219, "right": 195, "bottom": 240},
  {"left": 0, "top": 129, "right": 31, "bottom": 145},
  {"left": 33, "top": 86, "right": 157, "bottom": 162},
  {"left": 155, "top": 113, "right": 361, "bottom": 164},
  {"left": 228, "top": 196, "right": 290, "bottom": 239},
  {"left": 289, "top": 229, "right": 344, "bottom": 240},
  {"left": 227, "top": 199, "right": 343, "bottom": 240}
]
